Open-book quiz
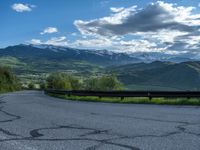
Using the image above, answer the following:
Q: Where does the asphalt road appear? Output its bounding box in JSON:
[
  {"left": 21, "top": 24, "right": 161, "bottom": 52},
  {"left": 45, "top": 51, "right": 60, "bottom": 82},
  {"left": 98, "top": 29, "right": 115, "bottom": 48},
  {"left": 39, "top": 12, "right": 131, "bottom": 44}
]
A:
[{"left": 0, "top": 91, "right": 200, "bottom": 150}]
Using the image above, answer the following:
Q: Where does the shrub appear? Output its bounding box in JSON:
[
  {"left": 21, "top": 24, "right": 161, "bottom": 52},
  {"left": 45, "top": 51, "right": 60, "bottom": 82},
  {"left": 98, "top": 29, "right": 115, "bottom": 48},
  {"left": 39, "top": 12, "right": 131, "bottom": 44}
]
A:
[
  {"left": 28, "top": 82, "right": 35, "bottom": 89},
  {"left": 84, "top": 75, "right": 123, "bottom": 91},
  {"left": 40, "top": 82, "right": 47, "bottom": 90},
  {"left": 46, "top": 73, "right": 123, "bottom": 91},
  {"left": 0, "top": 66, "right": 21, "bottom": 92},
  {"left": 46, "top": 73, "right": 81, "bottom": 90}
]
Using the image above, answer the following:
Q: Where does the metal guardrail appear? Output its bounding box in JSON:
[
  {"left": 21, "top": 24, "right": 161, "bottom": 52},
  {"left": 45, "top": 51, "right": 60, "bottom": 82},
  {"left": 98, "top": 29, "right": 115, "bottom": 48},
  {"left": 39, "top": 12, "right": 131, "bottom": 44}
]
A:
[{"left": 45, "top": 89, "right": 200, "bottom": 100}]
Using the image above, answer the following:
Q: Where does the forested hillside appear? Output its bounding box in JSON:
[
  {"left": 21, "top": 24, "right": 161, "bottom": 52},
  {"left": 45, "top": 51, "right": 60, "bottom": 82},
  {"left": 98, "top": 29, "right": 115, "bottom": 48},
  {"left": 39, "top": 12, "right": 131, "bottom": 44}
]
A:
[{"left": 109, "top": 61, "right": 200, "bottom": 90}]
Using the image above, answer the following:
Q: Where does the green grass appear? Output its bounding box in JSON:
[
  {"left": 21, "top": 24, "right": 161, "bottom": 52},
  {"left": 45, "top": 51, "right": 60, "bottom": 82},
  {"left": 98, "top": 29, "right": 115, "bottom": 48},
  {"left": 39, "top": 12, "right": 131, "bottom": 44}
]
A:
[
  {"left": 126, "top": 84, "right": 181, "bottom": 91},
  {"left": 0, "top": 57, "right": 26, "bottom": 68},
  {"left": 48, "top": 93, "right": 200, "bottom": 106}
]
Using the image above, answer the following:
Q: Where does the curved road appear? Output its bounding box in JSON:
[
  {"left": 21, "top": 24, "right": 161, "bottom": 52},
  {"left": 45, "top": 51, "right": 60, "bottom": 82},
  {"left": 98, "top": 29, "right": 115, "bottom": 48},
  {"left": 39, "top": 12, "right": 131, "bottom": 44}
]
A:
[{"left": 0, "top": 91, "right": 200, "bottom": 150}]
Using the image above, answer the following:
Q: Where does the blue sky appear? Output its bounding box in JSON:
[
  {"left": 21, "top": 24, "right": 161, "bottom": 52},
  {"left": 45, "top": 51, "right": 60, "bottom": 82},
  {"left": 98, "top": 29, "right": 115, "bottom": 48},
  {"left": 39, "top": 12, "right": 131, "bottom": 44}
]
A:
[{"left": 1, "top": 0, "right": 200, "bottom": 55}]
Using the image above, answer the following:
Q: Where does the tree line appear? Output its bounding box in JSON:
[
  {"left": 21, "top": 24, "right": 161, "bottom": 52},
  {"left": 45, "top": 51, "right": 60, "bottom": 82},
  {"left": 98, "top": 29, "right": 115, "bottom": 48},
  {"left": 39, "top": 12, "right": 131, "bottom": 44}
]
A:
[
  {"left": 43, "top": 73, "right": 123, "bottom": 91},
  {"left": 0, "top": 66, "right": 123, "bottom": 92}
]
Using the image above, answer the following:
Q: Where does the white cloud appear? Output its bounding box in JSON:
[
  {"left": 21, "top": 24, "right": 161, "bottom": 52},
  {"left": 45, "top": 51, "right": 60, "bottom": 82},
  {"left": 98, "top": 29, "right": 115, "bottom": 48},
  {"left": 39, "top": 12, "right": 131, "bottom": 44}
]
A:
[
  {"left": 12, "top": 3, "right": 35, "bottom": 12},
  {"left": 71, "top": 38, "right": 112, "bottom": 49},
  {"left": 117, "top": 40, "right": 161, "bottom": 52},
  {"left": 71, "top": 33, "right": 78, "bottom": 36},
  {"left": 30, "top": 39, "right": 42, "bottom": 45},
  {"left": 46, "top": 36, "right": 67, "bottom": 46},
  {"left": 40, "top": 27, "right": 58, "bottom": 35},
  {"left": 29, "top": 36, "right": 68, "bottom": 46},
  {"left": 110, "top": 7, "right": 124, "bottom": 13},
  {"left": 136, "top": 30, "right": 188, "bottom": 44}
]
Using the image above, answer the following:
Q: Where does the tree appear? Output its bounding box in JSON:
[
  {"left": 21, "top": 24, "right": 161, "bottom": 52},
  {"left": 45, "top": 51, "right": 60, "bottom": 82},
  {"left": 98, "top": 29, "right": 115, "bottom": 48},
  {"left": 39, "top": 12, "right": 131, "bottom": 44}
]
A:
[
  {"left": 40, "top": 82, "right": 47, "bottom": 90},
  {"left": 0, "top": 66, "right": 21, "bottom": 93},
  {"left": 84, "top": 78, "right": 99, "bottom": 90},
  {"left": 28, "top": 82, "right": 35, "bottom": 89},
  {"left": 68, "top": 75, "right": 82, "bottom": 90},
  {"left": 46, "top": 73, "right": 81, "bottom": 90},
  {"left": 98, "top": 75, "right": 122, "bottom": 91},
  {"left": 84, "top": 75, "right": 123, "bottom": 91}
]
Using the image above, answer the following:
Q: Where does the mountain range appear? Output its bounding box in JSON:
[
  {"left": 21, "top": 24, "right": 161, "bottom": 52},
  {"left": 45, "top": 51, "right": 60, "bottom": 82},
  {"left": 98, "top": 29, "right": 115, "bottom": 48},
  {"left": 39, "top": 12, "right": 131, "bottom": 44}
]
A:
[
  {"left": 0, "top": 44, "right": 140, "bottom": 66},
  {"left": 0, "top": 44, "right": 197, "bottom": 65},
  {"left": 0, "top": 44, "right": 200, "bottom": 90}
]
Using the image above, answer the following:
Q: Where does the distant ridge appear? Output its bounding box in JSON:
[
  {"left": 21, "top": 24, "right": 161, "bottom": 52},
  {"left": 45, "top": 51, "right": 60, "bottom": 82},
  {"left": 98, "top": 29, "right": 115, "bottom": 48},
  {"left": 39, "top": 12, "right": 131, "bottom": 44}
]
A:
[
  {"left": 0, "top": 44, "right": 141, "bottom": 66},
  {"left": 109, "top": 61, "right": 200, "bottom": 90}
]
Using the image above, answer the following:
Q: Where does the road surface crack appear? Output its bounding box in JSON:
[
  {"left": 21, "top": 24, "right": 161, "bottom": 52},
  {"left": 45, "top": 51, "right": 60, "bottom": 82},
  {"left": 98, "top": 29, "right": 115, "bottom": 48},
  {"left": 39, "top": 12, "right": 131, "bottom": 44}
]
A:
[
  {"left": 0, "top": 96, "right": 23, "bottom": 138},
  {"left": 0, "top": 128, "right": 19, "bottom": 137}
]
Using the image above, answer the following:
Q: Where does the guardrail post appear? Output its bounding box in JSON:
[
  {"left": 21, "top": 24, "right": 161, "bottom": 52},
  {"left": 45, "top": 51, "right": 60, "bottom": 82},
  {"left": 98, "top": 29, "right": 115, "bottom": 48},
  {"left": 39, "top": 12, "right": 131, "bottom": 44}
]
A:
[{"left": 148, "top": 92, "right": 152, "bottom": 101}]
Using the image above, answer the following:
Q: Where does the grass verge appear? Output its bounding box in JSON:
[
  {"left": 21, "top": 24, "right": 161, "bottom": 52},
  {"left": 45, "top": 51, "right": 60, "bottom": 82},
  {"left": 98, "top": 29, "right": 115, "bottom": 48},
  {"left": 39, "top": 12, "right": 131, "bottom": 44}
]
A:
[{"left": 48, "top": 93, "right": 200, "bottom": 106}]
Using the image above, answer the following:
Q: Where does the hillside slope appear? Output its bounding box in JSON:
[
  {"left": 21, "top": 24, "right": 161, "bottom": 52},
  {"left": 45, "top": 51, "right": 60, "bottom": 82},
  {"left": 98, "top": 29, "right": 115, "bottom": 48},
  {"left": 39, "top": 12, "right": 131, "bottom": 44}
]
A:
[{"left": 109, "top": 61, "right": 200, "bottom": 90}]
